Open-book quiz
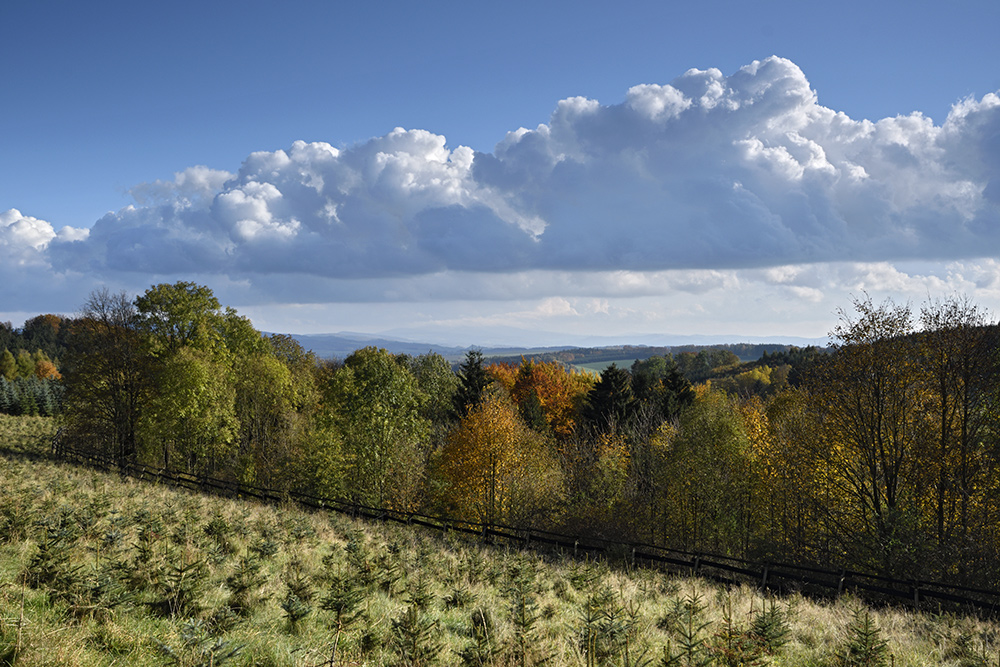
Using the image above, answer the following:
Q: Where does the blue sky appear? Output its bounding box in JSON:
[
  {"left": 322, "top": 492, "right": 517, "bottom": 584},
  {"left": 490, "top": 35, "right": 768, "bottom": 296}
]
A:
[{"left": 3, "top": 1, "right": 1000, "bottom": 346}]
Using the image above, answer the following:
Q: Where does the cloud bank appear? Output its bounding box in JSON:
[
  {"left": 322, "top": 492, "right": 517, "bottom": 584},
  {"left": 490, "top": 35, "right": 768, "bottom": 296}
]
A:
[{"left": 3, "top": 56, "right": 1000, "bottom": 320}]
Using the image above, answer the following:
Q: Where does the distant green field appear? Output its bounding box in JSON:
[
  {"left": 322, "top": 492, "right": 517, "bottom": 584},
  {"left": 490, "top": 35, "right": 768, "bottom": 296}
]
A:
[{"left": 571, "top": 357, "right": 640, "bottom": 374}]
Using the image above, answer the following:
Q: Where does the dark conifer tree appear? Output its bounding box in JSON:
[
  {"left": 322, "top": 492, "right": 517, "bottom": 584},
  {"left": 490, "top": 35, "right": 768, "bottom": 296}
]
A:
[
  {"left": 0, "top": 377, "right": 12, "bottom": 414},
  {"left": 583, "top": 364, "right": 636, "bottom": 431},
  {"left": 453, "top": 349, "right": 492, "bottom": 417},
  {"left": 16, "top": 379, "right": 39, "bottom": 416},
  {"left": 631, "top": 355, "right": 695, "bottom": 422},
  {"left": 518, "top": 389, "right": 549, "bottom": 433}
]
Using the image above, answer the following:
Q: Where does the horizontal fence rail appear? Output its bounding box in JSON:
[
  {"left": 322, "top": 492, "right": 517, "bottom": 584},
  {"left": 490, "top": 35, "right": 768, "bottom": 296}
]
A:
[{"left": 48, "top": 443, "right": 1000, "bottom": 615}]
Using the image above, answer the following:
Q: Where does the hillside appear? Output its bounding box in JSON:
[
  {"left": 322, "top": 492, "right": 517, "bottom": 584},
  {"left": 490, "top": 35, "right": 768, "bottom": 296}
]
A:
[{"left": 2, "top": 416, "right": 998, "bottom": 666}]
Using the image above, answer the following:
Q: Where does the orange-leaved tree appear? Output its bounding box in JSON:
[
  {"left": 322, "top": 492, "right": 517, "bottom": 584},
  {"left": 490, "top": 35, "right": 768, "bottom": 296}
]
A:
[{"left": 490, "top": 359, "right": 595, "bottom": 439}]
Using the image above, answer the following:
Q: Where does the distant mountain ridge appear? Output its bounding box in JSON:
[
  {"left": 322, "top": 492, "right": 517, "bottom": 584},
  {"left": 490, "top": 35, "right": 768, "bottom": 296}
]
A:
[
  {"left": 272, "top": 330, "right": 827, "bottom": 362},
  {"left": 283, "top": 332, "right": 468, "bottom": 360}
]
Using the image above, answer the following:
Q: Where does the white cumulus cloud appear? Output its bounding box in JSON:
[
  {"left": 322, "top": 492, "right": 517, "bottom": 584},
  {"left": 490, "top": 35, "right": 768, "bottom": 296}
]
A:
[
  {"left": 1, "top": 208, "right": 88, "bottom": 263},
  {"left": 4, "top": 56, "right": 999, "bottom": 328},
  {"left": 46, "top": 57, "right": 1000, "bottom": 284}
]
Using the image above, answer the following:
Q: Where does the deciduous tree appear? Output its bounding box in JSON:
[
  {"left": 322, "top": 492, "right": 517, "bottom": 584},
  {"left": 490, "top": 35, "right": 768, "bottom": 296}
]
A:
[
  {"left": 663, "top": 389, "right": 754, "bottom": 553},
  {"left": 406, "top": 352, "right": 460, "bottom": 439},
  {"left": 491, "top": 359, "right": 594, "bottom": 439},
  {"left": 136, "top": 281, "right": 224, "bottom": 354},
  {"left": 809, "top": 295, "right": 928, "bottom": 575},
  {"left": 918, "top": 296, "right": 1000, "bottom": 561},
  {"left": 133, "top": 282, "right": 238, "bottom": 473},
  {"left": 0, "top": 349, "right": 15, "bottom": 381},
  {"left": 436, "top": 389, "right": 562, "bottom": 528},
  {"left": 323, "top": 347, "right": 429, "bottom": 509},
  {"left": 62, "top": 288, "right": 148, "bottom": 467},
  {"left": 138, "top": 345, "right": 238, "bottom": 474}
]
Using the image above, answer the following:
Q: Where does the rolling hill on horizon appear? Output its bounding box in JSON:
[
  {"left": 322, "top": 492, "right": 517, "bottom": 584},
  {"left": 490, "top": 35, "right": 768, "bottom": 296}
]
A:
[{"left": 280, "top": 330, "right": 827, "bottom": 362}]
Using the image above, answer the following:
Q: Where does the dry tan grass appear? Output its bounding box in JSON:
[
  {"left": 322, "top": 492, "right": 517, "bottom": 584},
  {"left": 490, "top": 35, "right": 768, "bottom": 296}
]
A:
[{"left": 2, "top": 415, "right": 1000, "bottom": 666}]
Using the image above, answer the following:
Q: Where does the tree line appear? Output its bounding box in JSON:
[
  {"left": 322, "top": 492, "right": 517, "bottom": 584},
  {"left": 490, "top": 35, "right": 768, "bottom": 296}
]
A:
[
  {"left": 0, "top": 333, "right": 63, "bottom": 416},
  {"left": 27, "top": 283, "right": 1000, "bottom": 586}
]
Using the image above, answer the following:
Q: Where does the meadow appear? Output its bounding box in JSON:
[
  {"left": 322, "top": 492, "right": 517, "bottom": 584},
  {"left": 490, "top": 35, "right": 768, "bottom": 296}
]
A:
[
  {"left": 2, "top": 415, "right": 1000, "bottom": 666},
  {"left": 567, "top": 359, "right": 637, "bottom": 375}
]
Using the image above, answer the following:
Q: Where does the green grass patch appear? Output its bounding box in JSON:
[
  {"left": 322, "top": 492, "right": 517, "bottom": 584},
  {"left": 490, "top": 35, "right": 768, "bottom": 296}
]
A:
[{"left": 571, "top": 358, "right": 641, "bottom": 374}]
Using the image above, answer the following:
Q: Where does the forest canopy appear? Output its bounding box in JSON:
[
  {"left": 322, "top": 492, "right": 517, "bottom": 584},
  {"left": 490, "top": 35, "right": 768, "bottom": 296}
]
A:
[{"left": 12, "top": 284, "right": 1000, "bottom": 586}]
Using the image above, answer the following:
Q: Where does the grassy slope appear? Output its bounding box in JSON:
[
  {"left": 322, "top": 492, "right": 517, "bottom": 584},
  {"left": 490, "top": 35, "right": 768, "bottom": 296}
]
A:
[
  {"left": 570, "top": 359, "right": 640, "bottom": 374},
  {"left": 1, "top": 416, "right": 998, "bottom": 666}
]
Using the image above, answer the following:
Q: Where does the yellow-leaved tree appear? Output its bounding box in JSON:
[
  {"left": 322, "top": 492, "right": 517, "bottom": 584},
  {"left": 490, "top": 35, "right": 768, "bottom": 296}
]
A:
[
  {"left": 435, "top": 389, "right": 563, "bottom": 528},
  {"left": 755, "top": 388, "right": 828, "bottom": 563}
]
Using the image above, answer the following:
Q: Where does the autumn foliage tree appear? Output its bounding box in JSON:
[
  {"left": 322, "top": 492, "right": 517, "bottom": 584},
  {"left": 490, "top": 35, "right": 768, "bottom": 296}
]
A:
[
  {"left": 489, "top": 359, "right": 594, "bottom": 439},
  {"left": 0, "top": 348, "right": 14, "bottom": 381},
  {"left": 752, "top": 388, "right": 827, "bottom": 562},
  {"left": 807, "top": 296, "right": 930, "bottom": 574},
  {"left": 560, "top": 427, "right": 632, "bottom": 536},
  {"left": 917, "top": 296, "right": 1000, "bottom": 560},
  {"left": 657, "top": 388, "right": 755, "bottom": 553},
  {"left": 435, "top": 389, "right": 562, "bottom": 528},
  {"left": 46, "top": 284, "right": 1000, "bottom": 584}
]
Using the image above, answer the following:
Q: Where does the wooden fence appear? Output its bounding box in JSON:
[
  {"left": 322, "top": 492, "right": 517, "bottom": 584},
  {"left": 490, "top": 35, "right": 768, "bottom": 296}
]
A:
[{"left": 51, "top": 443, "right": 1000, "bottom": 615}]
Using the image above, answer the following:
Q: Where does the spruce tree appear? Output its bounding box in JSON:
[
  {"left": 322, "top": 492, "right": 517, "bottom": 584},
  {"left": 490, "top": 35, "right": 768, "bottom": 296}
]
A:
[
  {"left": 583, "top": 364, "right": 636, "bottom": 431},
  {"left": 841, "top": 608, "right": 889, "bottom": 666},
  {"left": 4, "top": 378, "right": 22, "bottom": 415},
  {"left": 453, "top": 349, "right": 492, "bottom": 417},
  {"left": 16, "top": 379, "right": 39, "bottom": 416},
  {"left": 632, "top": 355, "right": 695, "bottom": 422},
  {"left": 0, "top": 377, "right": 11, "bottom": 414}
]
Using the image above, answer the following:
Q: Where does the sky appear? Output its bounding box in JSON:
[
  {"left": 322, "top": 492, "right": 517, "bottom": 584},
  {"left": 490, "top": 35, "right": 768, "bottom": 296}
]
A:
[{"left": 2, "top": 1, "right": 1000, "bottom": 347}]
